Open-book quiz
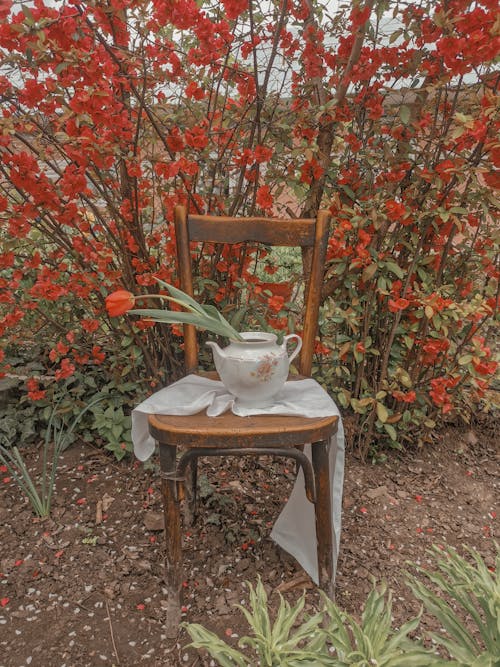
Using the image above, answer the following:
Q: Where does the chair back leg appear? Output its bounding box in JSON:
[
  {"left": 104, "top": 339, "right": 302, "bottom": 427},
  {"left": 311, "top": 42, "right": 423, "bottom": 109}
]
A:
[{"left": 312, "top": 440, "right": 335, "bottom": 598}]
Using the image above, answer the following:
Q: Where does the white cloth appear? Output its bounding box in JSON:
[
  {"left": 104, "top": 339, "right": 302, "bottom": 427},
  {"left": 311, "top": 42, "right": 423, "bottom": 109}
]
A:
[{"left": 131, "top": 374, "right": 344, "bottom": 585}]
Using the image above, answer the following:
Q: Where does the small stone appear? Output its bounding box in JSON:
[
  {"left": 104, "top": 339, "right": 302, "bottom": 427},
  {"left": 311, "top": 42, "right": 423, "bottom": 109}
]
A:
[
  {"left": 144, "top": 512, "right": 165, "bottom": 532},
  {"left": 365, "top": 485, "right": 389, "bottom": 500},
  {"left": 464, "top": 430, "right": 478, "bottom": 446}
]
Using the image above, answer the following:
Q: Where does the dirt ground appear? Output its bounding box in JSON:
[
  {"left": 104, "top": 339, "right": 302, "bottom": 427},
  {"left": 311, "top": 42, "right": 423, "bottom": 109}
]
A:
[{"left": 0, "top": 416, "right": 498, "bottom": 667}]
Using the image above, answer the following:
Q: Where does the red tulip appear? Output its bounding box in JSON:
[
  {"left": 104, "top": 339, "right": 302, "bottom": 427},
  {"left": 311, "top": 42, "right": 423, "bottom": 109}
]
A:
[{"left": 105, "top": 290, "right": 135, "bottom": 316}]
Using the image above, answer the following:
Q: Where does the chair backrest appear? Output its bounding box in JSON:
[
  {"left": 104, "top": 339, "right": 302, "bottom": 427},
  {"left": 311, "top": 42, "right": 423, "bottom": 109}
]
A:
[{"left": 174, "top": 205, "right": 331, "bottom": 377}]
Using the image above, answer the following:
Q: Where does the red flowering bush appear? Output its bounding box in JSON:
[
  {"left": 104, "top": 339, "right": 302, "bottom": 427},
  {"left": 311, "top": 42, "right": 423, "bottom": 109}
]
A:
[
  {"left": 0, "top": 0, "right": 498, "bottom": 456},
  {"left": 311, "top": 2, "right": 499, "bottom": 454}
]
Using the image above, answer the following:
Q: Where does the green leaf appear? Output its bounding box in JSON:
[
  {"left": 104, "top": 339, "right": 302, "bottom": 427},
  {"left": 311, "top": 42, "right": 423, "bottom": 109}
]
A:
[
  {"left": 376, "top": 402, "right": 389, "bottom": 423},
  {"left": 22, "top": 4, "right": 35, "bottom": 23},
  {"left": 408, "top": 579, "right": 480, "bottom": 660},
  {"left": 386, "top": 261, "right": 404, "bottom": 279},
  {"left": 339, "top": 184, "right": 357, "bottom": 201},
  {"left": 362, "top": 263, "right": 378, "bottom": 282},
  {"left": 155, "top": 279, "right": 206, "bottom": 315},
  {"left": 184, "top": 624, "right": 248, "bottom": 666},
  {"left": 128, "top": 308, "right": 240, "bottom": 339},
  {"left": 389, "top": 29, "right": 402, "bottom": 44},
  {"left": 458, "top": 354, "right": 473, "bottom": 365},
  {"left": 384, "top": 423, "right": 397, "bottom": 441},
  {"left": 400, "top": 105, "right": 411, "bottom": 125}
]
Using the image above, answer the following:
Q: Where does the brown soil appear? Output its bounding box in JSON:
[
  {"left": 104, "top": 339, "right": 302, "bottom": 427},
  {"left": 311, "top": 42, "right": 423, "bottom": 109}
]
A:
[{"left": 0, "top": 418, "right": 498, "bottom": 667}]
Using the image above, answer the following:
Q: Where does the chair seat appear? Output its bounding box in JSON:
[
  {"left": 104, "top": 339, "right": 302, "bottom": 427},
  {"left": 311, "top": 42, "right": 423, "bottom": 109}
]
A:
[
  {"left": 148, "top": 371, "right": 339, "bottom": 448},
  {"left": 149, "top": 371, "right": 339, "bottom": 448},
  {"left": 149, "top": 410, "right": 339, "bottom": 448}
]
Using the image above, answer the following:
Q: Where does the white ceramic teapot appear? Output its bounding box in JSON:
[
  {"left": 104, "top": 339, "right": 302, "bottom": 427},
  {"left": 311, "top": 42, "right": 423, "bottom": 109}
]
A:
[{"left": 206, "top": 331, "right": 302, "bottom": 407}]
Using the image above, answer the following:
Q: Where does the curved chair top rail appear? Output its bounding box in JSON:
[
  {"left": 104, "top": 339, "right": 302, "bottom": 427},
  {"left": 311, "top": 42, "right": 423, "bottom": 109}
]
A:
[{"left": 186, "top": 214, "right": 318, "bottom": 247}]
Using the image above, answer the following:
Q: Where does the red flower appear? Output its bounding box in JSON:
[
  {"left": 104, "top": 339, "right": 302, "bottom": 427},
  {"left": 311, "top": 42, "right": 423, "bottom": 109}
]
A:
[
  {"left": 166, "top": 128, "right": 185, "bottom": 153},
  {"left": 472, "top": 359, "right": 497, "bottom": 376},
  {"left": 55, "top": 358, "right": 75, "bottom": 381},
  {"left": 26, "top": 378, "right": 46, "bottom": 401},
  {"left": 388, "top": 297, "right": 410, "bottom": 312},
  {"left": 268, "top": 295, "right": 285, "bottom": 313},
  {"left": 185, "top": 126, "right": 208, "bottom": 150},
  {"left": 254, "top": 145, "right": 273, "bottom": 163},
  {"left": 257, "top": 282, "right": 292, "bottom": 300},
  {"left": 392, "top": 390, "right": 416, "bottom": 404},
  {"left": 429, "top": 376, "right": 460, "bottom": 413},
  {"left": 0, "top": 0, "right": 11, "bottom": 20},
  {"left": 300, "top": 158, "right": 323, "bottom": 185},
  {"left": 185, "top": 81, "right": 205, "bottom": 100},
  {"left": 385, "top": 200, "right": 411, "bottom": 224},
  {"left": 221, "top": 0, "right": 247, "bottom": 20},
  {"left": 81, "top": 318, "right": 99, "bottom": 333},
  {"left": 256, "top": 185, "right": 273, "bottom": 210},
  {"left": 105, "top": 290, "right": 135, "bottom": 316}
]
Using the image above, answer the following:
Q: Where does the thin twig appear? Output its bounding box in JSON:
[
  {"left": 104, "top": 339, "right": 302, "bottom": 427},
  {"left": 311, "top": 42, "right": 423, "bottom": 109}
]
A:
[{"left": 105, "top": 598, "right": 120, "bottom": 665}]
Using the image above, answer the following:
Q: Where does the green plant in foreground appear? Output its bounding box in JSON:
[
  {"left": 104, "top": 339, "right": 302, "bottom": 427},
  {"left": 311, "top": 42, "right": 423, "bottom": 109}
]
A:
[
  {"left": 185, "top": 546, "right": 499, "bottom": 666},
  {"left": 320, "top": 583, "right": 436, "bottom": 667},
  {"left": 185, "top": 577, "right": 328, "bottom": 666},
  {"left": 408, "top": 545, "right": 500, "bottom": 667},
  {"left": 185, "top": 577, "right": 436, "bottom": 666},
  {"left": 0, "top": 396, "right": 103, "bottom": 517}
]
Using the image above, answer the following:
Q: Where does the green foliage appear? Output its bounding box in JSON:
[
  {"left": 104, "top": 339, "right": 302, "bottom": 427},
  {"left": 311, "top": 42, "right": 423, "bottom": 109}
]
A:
[
  {"left": 320, "top": 584, "right": 434, "bottom": 666},
  {"left": 0, "top": 395, "right": 103, "bottom": 517},
  {"left": 0, "top": 353, "right": 51, "bottom": 447},
  {"left": 90, "top": 400, "right": 133, "bottom": 461},
  {"left": 185, "top": 546, "right": 500, "bottom": 666},
  {"left": 185, "top": 578, "right": 436, "bottom": 666},
  {"left": 186, "top": 577, "right": 329, "bottom": 666},
  {"left": 408, "top": 545, "right": 500, "bottom": 666},
  {"left": 0, "top": 390, "right": 43, "bottom": 448},
  {"left": 0, "top": 346, "right": 139, "bottom": 462}
]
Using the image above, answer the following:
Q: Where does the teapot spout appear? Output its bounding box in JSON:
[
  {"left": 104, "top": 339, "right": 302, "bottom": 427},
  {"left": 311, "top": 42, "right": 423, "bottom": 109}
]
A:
[{"left": 206, "top": 340, "right": 226, "bottom": 360}]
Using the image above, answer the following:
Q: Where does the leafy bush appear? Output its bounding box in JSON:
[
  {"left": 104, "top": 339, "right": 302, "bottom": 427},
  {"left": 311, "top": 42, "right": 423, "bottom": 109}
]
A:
[
  {"left": 0, "top": 345, "right": 137, "bottom": 460},
  {"left": 0, "top": 0, "right": 497, "bottom": 455},
  {"left": 185, "top": 545, "right": 499, "bottom": 666}
]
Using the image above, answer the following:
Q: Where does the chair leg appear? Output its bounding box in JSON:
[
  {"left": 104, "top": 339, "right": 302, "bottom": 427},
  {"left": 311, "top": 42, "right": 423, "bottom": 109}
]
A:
[
  {"left": 311, "top": 440, "right": 334, "bottom": 599},
  {"left": 183, "top": 457, "right": 198, "bottom": 526},
  {"left": 159, "top": 444, "right": 183, "bottom": 638}
]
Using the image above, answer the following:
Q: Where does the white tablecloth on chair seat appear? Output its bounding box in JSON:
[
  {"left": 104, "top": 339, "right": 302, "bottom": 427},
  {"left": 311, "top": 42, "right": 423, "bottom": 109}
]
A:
[{"left": 131, "top": 374, "right": 344, "bottom": 585}]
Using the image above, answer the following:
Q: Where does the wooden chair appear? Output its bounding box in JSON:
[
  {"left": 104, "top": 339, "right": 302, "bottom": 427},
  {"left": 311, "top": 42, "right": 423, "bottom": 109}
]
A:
[{"left": 149, "top": 204, "right": 339, "bottom": 636}]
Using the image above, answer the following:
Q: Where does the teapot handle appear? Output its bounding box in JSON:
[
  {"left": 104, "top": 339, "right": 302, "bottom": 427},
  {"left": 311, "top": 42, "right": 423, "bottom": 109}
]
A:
[{"left": 283, "top": 334, "right": 302, "bottom": 363}]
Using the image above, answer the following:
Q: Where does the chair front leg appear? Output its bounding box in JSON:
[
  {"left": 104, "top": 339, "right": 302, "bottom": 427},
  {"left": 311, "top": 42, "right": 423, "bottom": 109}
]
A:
[
  {"left": 159, "top": 443, "right": 183, "bottom": 638},
  {"left": 311, "top": 439, "right": 334, "bottom": 599},
  {"left": 183, "top": 457, "right": 198, "bottom": 526}
]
